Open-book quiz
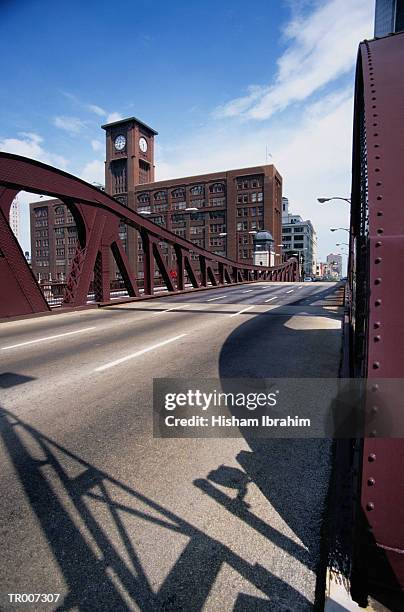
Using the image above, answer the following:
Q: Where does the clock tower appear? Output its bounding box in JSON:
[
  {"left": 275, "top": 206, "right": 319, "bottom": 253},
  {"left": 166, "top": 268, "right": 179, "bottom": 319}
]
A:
[{"left": 102, "top": 116, "right": 158, "bottom": 208}]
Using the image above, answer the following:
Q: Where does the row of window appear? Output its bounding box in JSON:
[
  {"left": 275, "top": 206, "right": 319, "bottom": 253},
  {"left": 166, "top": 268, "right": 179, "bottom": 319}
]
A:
[
  {"left": 138, "top": 183, "right": 225, "bottom": 203},
  {"left": 237, "top": 220, "right": 264, "bottom": 231},
  {"left": 282, "top": 227, "right": 305, "bottom": 234},
  {"left": 237, "top": 192, "right": 263, "bottom": 204},
  {"left": 237, "top": 178, "right": 261, "bottom": 190},
  {"left": 237, "top": 206, "right": 263, "bottom": 217}
]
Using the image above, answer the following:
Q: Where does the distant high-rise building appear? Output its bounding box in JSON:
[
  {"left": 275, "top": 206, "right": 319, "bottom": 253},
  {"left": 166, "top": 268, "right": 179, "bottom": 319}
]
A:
[
  {"left": 281, "top": 198, "right": 317, "bottom": 276},
  {"left": 375, "top": 0, "right": 404, "bottom": 36},
  {"left": 281, "top": 196, "right": 289, "bottom": 222},
  {"left": 9, "top": 196, "right": 20, "bottom": 240},
  {"left": 326, "top": 253, "right": 343, "bottom": 279}
]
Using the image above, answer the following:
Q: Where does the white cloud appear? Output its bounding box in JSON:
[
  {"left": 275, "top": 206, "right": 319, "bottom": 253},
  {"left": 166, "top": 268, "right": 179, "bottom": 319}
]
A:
[
  {"left": 0, "top": 132, "right": 68, "bottom": 168},
  {"left": 53, "top": 115, "right": 87, "bottom": 134},
  {"left": 106, "top": 112, "right": 123, "bottom": 123},
  {"left": 91, "top": 139, "right": 103, "bottom": 152},
  {"left": 81, "top": 159, "right": 105, "bottom": 185},
  {"left": 156, "top": 86, "right": 353, "bottom": 260},
  {"left": 87, "top": 104, "right": 106, "bottom": 116},
  {"left": 216, "top": 0, "right": 373, "bottom": 120}
]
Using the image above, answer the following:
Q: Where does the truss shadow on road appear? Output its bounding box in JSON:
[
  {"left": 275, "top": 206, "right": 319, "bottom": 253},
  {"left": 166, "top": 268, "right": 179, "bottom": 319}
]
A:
[
  {"left": 0, "top": 407, "right": 314, "bottom": 611},
  {"left": 205, "top": 285, "right": 345, "bottom": 608}
]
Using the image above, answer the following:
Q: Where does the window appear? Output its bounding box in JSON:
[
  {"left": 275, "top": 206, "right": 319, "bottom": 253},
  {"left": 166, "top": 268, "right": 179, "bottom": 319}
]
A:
[
  {"left": 173, "top": 201, "right": 186, "bottom": 210},
  {"left": 251, "top": 192, "right": 257, "bottom": 202},
  {"left": 154, "top": 191, "right": 167, "bottom": 201},
  {"left": 138, "top": 205, "right": 151, "bottom": 213},
  {"left": 210, "top": 238, "right": 223, "bottom": 246},
  {"left": 210, "top": 197, "right": 225, "bottom": 207},
  {"left": 190, "top": 198, "right": 205, "bottom": 208},
  {"left": 55, "top": 206, "right": 64, "bottom": 215},
  {"left": 257, "top": 192, "right": 263, "bottom": 202},
  {"left": 172, "top": 187, "right": 185, "bottom": 198},
  {"left": 237, "top": 221, "right": 248, "bottom": 231},
  {"left": 237, "top": 207, "right": 248, "bottom": 217},
  {"left": 209, "top": 182, "right": 225, "bottom": 193},
  {"left": 210, "top": 224, "right": 225, "bottom": 233},
  {"left": 294, "top": 242, "right": 304, "bottom": 249},
  {"left": 243, "top": 180, "right": 249, "bottom": 189},
  {"left": 190, "top": 212, "right": 205, "bottom": 221},
  {"left": 283, "top": 228, "right": 292, "bottom": 233},
  {"left": 190, "top": 185, "right": 204, "bottom": 195},
  {"left": 250, "top": 220, "right": 257, "bottom": 230},
  {"left": 138, "top": 193, "right": 150, "bottom": 203},
  {"left": 190, "top": 226, "right": 203, "bottom": 235},
  {"left": 294, "top": 227, "right": 304, "bottom": 233},
  {"left": 172, "top": 214, "right": 185, "bottom": 223},
  {"left": 250, "top": 207, "right": 257, "bottom": 216}
]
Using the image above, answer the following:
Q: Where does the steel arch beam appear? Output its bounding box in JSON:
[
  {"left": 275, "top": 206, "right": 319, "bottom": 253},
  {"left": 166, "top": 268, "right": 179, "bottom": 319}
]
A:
[
  {"left": 0, "top": 153, "right": 297, "bottom": 318},
  {"left": 350, "top": 32, "right": 404, "bottom": 599}
]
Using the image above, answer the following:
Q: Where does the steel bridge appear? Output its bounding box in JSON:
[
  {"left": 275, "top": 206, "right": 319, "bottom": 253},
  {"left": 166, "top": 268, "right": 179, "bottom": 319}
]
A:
[
  {"left": 0, "top": 155, "right": 298, "bottom": 319},
  {"left": 0, "top": 30, "right": 404, "bottom": 609}
]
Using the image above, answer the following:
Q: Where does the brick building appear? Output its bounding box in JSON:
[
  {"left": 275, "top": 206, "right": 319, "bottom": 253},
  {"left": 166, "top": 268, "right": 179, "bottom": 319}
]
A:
[
  {"left": 30, "top": 198, "right": 78, "bottom": 282},
  {"left": 30, "top": 116, "right": 282, "bottom": 282}
]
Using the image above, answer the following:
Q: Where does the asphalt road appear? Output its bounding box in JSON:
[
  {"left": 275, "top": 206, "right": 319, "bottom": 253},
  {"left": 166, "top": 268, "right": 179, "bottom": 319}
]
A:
[{"left": 0, "top": 281, "right": 344, "bottom": 611}]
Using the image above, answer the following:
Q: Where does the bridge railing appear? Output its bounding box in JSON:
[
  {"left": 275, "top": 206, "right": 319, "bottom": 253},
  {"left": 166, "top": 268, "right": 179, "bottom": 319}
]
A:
[{"left": 0, "top": 153, "right": 298, "bottom": 318}]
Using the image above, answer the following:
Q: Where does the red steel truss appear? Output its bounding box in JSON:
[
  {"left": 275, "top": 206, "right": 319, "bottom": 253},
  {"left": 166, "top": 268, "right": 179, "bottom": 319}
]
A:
[
  {"left": 0, "top": 153, "right": 298, "bottom": 318},
  {"left": 350, "top": 32, "right": 404, "bottom": 600}
]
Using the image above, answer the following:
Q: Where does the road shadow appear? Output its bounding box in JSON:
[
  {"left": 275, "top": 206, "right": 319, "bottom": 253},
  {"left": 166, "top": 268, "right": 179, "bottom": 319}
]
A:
[
  {"left": 0, "top": 406, "right": 314, "bottom": 611},
  {"left": 191, "top": 285, "right": 346, "bottom": 608}
]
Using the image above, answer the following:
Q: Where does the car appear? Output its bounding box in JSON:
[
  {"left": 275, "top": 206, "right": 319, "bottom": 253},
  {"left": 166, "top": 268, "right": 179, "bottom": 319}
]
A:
[{"left": 303, "top": 277, "right": 313, "bottom": 282}]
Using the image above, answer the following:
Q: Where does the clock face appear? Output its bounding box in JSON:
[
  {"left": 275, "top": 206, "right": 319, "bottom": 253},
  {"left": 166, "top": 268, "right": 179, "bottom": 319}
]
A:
[
  {"left": 114, "top": 134, "right": 126, "bottom": 151},
  {"left": 139, "top": 137, "right": 148, "bottom": 153}
]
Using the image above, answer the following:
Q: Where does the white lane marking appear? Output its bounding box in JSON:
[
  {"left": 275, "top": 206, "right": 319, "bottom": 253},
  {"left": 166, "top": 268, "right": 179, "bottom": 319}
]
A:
[
  {"left": 153, "top": 305, "right": 185, "bottom": 315},
  {"left": 286, "top": 289, "right": 294, "bottom": 294},
  {"left": 298, "top": 286, "right": 303, "bottom": 289},
  {"left": 1, "top": 327, "right": 96, "bottom": 350},
  {"left": 230, "top": 306, "right": 254, "bottom": 318},
  {"left": 265, "top": 297, "right": 278, "bottom": 302},
  {"left": 206, "top": 295, "right": 228, "bottom": 301},
  {"left": 241, "top": 290, "right": 253, "bottom": 293},
  {"left": 94, "top": 334, "right": 187, "bottom": 372}
]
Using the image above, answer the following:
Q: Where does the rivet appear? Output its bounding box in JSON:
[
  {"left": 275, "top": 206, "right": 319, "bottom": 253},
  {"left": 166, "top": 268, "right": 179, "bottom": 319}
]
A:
[
  {"left": 374, "top": 321, "right": 381, "bottom": 329},
  {"left": 375, "top": 168, "right": 380, "bottom": 172},
  {"left": 374, "top": 278, "right": 381, "bottom": 284},
  {"left": 368, "top": 478, "right": 376, "bottom": 486},
  {"left": 373, "top": 123, "right": 378, "bottom": 127},
  {"left": 373, "top": 361, "right": 380, "bottom": 369},
  {"left": 374, "top": 335, "right": 381, "bottom": 341},
  {"left": 372, "top": 105, "right": 376, "bottom": 108},
  {"left": 376, "top": 181, "right": 382, "bottom": 186},
  {"left": 375, "top": 241, "right": 382, "bottom": 247},
  {"left": 375, "top": 257, "right": 382, "bottom": 263},
  {"left": 374, "top": 144, "right": 379, "bottom": 148},
  {"left": 369, "top": 430, "right": 377, "bottom": 437},
  {"left": 366, "top": 502, "right": 375, "bottom": 511},
  {"left": 377, "top": 209, "right": 383, "bottom": 213},
  {"left": 368, "top": 453, "right": 376, "bottom": 461},
  {"left": 371, "top": 405, "right": 379, "bottom": 413},
  {"left": 377, "top": 228, "right": 383, "bottom": 234},
  {"left": 375, "top": 156, "right": 380, "bottom": 160},
  {"left": 371, "top": 384, "right": 379, "bottom": 391},
  {"left": 373, "top": 113, "right": 378, "bottom": 117}
]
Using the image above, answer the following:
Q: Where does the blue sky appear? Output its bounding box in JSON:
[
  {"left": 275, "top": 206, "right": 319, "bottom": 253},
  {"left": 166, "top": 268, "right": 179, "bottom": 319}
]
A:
[{"left": 0, "top": 0, "right": 374, "bottom": 260}]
